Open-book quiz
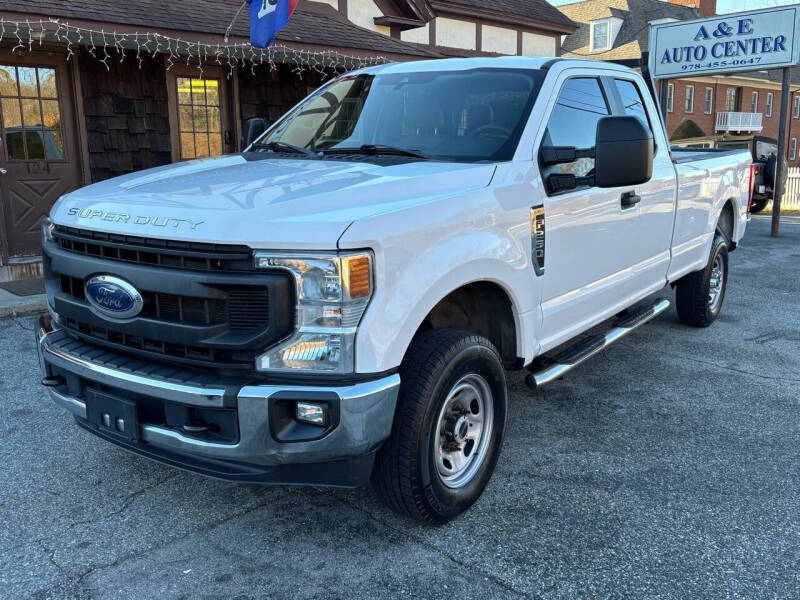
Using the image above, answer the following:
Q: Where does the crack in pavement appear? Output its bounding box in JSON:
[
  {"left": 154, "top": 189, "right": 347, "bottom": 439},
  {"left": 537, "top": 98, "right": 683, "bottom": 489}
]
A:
[
  {"left": 3, "top": 473, "right": 180, "bottom": 562},
  {"left": 72, "top": 492, "right": 278, "bottom": 591},
  {"left": 324, "top": 491, "right": 533, "bottom": 598},
  {"left": 617, "top": 341, "right": 800, "bottom": 384},
  {"left": 66, "top": 472, "right": 181, "bottom": 531},
  {"left": 10, "top": 317, "right": 35, "bottom": 332},
  {"left": 37, "top": 539, "right": 68, "bottom": 575}
]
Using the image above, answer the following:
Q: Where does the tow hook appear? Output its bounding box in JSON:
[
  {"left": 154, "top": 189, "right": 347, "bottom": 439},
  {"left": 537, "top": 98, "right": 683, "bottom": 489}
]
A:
[{"left": 41, "top": 375, "right": 65, "bottom": 387}]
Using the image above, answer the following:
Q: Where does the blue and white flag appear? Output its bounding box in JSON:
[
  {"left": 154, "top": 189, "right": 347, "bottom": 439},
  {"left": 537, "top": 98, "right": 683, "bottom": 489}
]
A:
[{"left": 248, "top": 0, "right": 298, "bottom": 48}]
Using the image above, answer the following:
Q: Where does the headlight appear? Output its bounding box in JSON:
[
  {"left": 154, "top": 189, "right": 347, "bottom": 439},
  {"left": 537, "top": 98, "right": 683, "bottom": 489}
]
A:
[
  {"left": 253, "top": 251, "right": 373, "bottom": 373},
  {"left": 41, "top": 217, "right": 54, "bottom": 244}
]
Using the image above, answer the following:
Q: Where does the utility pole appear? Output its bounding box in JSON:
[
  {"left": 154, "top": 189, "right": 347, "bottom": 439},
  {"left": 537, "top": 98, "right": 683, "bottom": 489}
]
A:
[{"left": 772, "top": 67, "right": 791, "bottom": 237}]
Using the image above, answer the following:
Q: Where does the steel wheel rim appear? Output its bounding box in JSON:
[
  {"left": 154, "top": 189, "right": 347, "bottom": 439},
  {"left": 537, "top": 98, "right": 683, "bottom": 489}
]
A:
[
  {"left": 434, "top": 373, "right": 494, "bottom": 489},
  {"left": 708, "top": 253, "right": 725, "bottom": 312}
]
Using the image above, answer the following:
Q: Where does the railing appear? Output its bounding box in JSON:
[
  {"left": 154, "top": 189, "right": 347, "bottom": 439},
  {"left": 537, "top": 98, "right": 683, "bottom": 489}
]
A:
[{"left": 715, "top": 112, "right": 763, "bottom": 132}]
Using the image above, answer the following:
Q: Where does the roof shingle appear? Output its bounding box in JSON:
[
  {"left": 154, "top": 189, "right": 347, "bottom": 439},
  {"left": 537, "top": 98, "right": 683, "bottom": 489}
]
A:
[
  {"left": 442, "top": 0, "right": 576, "bottom": 28},
  {"left": 0, "top": 0, "right": 438, "bottom": 57},
  {"left": 558, "top": 0, "right": 697, "bottom": 60}
]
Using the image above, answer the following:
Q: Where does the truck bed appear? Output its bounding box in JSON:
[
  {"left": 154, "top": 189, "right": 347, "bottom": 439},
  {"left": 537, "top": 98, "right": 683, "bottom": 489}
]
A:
[
  {"left": 671, "top": 147, "right": 749, "bottom": 165},
  {"left": 665, "top": 146, "right": 751, "bottom": 284}
]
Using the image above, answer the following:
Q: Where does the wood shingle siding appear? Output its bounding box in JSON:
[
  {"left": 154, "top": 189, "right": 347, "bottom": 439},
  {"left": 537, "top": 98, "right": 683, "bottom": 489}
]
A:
[
  {"left": 79, "top": 51, "right": 172, "bottom": 181},
  {"left": 238, "top": 64, "right": 326, "bottom": 126}
]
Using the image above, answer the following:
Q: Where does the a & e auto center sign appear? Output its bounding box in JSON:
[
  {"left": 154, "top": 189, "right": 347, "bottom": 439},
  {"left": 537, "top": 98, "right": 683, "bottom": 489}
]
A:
[{"left": 649, "top": 6, "right": 800, "bottom": 79}]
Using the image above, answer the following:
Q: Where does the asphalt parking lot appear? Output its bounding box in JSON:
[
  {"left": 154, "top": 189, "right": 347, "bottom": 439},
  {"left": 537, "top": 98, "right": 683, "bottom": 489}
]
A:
[{"left": 1, "top": 214, "right": 799, "bottom": 600}]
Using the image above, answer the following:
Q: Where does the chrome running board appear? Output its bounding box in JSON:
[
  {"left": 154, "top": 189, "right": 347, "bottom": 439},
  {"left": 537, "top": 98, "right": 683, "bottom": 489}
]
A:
[{"left": 525, "top": 298, "right": 671, "bottom": 390}]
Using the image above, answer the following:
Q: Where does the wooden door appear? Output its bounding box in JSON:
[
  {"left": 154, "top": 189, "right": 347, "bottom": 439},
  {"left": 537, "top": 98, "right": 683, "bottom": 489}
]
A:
[
  {"left": 166, "top": 66, "right": 234, "bottom": 162},
  {"left": 0, "top": 53, "right": 81, "bottom": 260}
]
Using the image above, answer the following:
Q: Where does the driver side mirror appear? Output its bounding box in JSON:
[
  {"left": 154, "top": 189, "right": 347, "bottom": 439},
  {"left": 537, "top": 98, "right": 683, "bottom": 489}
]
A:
[
  {"left": 542, "top": 116, "right": 654, "bottom": 194},
  {"left": 243, "top": 117, "right": 266, "bottom": 149}
]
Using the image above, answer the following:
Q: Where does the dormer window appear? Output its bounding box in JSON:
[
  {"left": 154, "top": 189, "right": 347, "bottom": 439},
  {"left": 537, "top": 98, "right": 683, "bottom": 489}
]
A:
[{"left": 591, "top": 20, "right": 611, "bottom": 51}]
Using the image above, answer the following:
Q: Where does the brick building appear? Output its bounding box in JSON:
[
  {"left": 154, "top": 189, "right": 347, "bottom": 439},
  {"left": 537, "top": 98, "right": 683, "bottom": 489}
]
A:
[
  {"left": 559, "top": 0, "right": 800, "bottom": 159},
  {"left": 0, "top": 0, "right": 575, "bottom": 279}
]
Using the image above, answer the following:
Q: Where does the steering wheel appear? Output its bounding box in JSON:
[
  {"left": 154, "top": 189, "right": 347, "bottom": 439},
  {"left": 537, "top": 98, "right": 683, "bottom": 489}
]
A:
[{"left": 469, "top": 124, "right": 511, "bottom": 138}]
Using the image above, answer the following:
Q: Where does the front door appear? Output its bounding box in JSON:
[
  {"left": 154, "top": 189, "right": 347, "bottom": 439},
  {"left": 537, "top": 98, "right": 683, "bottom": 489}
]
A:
[
  {"left": 0, "top": 54, "right": 81, "bottom": 261},
  {"left": 537, "top": 74, "right": 637, "bottom": 351},
  {"left": 535, "top": 72, "right": 675, "bottom": 353}
]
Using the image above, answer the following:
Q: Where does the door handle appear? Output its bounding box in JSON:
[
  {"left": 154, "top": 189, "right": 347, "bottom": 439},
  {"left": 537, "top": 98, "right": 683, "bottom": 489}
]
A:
[{"left": 621, "top": 190, "right": 641, "bottom": 209}]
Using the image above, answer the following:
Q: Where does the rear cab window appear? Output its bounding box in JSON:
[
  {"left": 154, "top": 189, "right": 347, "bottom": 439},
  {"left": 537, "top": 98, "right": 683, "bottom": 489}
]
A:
[{"left": 613, "top": 79, "right": 653, "bottom": 136}]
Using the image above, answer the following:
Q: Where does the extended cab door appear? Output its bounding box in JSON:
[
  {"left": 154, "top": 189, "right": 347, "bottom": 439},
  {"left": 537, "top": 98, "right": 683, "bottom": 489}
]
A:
[
  {"left": 607, "top": 76, "right": 675, "bottom": 298},
  {"left": 535, "top": 70, "right": 675, "bottom": 352}
]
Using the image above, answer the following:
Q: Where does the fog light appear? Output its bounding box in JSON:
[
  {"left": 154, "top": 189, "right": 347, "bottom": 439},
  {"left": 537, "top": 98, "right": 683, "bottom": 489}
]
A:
[{"left": 296, "top": 402, "right": 328, "bottom": 426}]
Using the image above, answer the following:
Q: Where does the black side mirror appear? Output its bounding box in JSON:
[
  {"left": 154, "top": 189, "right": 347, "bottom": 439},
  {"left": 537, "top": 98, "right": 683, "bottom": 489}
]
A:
[
  {"left": 243, "top": 118, "right": 266, "bottom": 149},
  {"left": 541, "top": 115, "right": 654, "bottom": 193},
  {"left": 594, "top": 116, "right": 653, "bottom": 188}
]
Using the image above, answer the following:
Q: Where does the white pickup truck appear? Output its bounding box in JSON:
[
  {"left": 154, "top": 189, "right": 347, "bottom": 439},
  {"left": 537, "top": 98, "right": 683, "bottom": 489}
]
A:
[{"left": 37, "top": 57, "right": 752, "bottom": 524}]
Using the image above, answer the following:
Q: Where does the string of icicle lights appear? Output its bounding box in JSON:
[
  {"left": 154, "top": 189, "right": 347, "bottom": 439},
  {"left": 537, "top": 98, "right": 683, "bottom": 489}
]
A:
[{"left": 0, "top": 16, "right": 389, "bottom": 79}]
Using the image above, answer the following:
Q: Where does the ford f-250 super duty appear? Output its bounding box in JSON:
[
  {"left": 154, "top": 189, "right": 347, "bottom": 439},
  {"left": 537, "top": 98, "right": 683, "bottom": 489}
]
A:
[{"left": 36, "top": 57, "right": 753, "bottom": 524}]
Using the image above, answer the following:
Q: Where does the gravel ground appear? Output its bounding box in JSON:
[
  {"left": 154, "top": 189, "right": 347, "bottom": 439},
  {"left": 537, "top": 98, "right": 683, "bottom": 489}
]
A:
[{"left": 1, "top": 214, "right": 798, "bottom": 600}]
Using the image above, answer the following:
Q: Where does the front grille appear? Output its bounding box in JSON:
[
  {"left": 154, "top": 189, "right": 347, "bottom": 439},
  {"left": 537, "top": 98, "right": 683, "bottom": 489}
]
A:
[
  {"left": 228, "top": 288, "right": 270, "bottom": 331},
  {"left": 45, "top": 231, "right": 295, "bottom": 371},
  {"left": 64, "top": 318, "right": 225, "bottom": 363},
  {"left": 53, "top": 226, "right": 254, "bottom": 272},
  {"left": 58, "top": 275, "right": 265, "bottom": 329}
]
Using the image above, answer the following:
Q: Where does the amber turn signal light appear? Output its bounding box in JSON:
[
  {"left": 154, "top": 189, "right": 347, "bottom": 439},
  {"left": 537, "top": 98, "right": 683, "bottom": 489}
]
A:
[{"left": 346, "top": 255, "right": 371, "bottom": 299}]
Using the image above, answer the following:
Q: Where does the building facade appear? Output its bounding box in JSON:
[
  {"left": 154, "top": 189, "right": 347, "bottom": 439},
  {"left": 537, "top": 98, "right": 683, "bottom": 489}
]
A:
[
  {"left": 660, "top": 76, "right": 800, "bottom": 161},
  {"left": 559, "top": 0, "right": 800, "bottom": 160},
  {"left": 314, "top": 0, "right": 576, "bottom": 57},
  {"left": 0, "top": 0, "right": 574, "bottom": 277}
]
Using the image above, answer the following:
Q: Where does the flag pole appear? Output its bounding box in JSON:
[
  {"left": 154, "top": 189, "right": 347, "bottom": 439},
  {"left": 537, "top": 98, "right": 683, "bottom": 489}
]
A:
[{"left": 224, "top": 0, "right": 248, "bottom": 43}]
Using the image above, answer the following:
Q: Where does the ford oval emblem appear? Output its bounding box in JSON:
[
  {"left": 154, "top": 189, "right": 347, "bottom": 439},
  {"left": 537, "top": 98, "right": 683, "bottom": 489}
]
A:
[{"left": 85, "top": 275, "right": 143, "bottom": 320}]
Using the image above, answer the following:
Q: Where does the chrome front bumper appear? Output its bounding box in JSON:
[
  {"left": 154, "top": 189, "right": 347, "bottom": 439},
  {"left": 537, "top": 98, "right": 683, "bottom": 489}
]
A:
[{"left": 38, "top": 326, "right": 400, "bottom": 486}]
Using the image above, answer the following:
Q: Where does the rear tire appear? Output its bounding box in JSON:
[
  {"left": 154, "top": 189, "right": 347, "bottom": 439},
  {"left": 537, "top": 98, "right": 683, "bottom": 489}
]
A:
[
  {"left": 749, "top": 196, "right": 769, "bottom": 214},
  {"left": 372, "top": 329, "right": 507, "bottom": 524},
  {"left": 675, "top": 234, "right": 728, "bottom": 328}
]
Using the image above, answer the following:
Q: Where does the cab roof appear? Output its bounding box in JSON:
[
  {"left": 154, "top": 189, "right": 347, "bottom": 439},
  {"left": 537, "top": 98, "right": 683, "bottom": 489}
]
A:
[{"left": 355, "top": 56, "right": 640, "bottom": 76}]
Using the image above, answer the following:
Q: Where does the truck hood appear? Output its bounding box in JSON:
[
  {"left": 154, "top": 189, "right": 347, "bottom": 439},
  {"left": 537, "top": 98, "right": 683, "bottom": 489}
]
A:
[{"left": 52, "top": 155, "right": 496, "bottom": 250}]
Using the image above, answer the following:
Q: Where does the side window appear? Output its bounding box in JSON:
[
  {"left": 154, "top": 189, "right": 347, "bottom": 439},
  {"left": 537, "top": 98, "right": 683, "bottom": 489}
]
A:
[
  {"left": 613, "top": 79, "right": 653, "bottom": 136},
  {"left": 543, "top": 77, "right": 609, "bottom": 177}
]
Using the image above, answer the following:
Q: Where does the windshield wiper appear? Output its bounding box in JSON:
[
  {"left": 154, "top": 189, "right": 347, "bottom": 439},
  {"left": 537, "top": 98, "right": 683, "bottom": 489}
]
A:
[
  {"left": 250, "top": 141, "right": 316, "bottom": 157},
  {"left": 322, "top": 144, "right": 428, "bottom": 159}
]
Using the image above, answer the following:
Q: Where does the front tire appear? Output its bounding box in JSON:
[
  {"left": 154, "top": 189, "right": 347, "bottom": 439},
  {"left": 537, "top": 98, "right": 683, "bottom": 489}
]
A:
[
  {"left": 372, "top": 329, "right": 507, "bottom": 524},
  {"left": 675, "top": 234, "right": 729, "bottom": 327}
]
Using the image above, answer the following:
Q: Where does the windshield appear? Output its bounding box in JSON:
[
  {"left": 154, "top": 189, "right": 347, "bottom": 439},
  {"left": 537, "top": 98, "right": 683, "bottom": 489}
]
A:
[{"left": 256, "top": 68, "right": 544, "bottom": 162}]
